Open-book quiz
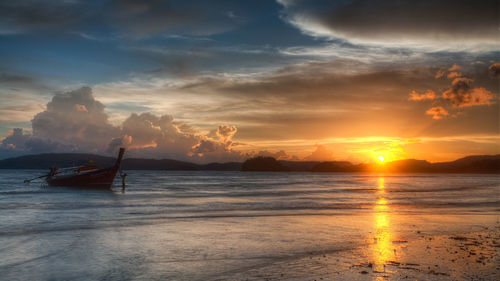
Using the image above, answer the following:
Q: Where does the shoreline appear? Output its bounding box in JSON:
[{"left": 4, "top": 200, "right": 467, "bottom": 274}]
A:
[{"left": 217, "top": 225, "right": 500, "bottom": 280}]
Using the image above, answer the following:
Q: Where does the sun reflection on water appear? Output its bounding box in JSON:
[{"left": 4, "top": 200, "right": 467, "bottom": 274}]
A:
[{"left": 373, "top": 177, "right": 394, "bottom": 268}]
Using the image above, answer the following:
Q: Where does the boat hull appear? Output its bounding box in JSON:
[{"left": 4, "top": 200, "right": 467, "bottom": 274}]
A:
[{"left": 46, "top": 166, "right": 119, "bottom": 189}]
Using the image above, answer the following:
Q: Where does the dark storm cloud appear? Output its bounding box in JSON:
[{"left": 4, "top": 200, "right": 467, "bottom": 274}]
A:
[{"left": 279, "top": 0, "right": 499, "bottom": 48}]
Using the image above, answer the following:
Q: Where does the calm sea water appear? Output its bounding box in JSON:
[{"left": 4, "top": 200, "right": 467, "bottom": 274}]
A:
[{"left": 0, "top": 170, "right": 498, "bottom": 280}]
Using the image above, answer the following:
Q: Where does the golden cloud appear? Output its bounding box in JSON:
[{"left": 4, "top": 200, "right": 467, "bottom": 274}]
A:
[
  {"left": 409, "top": 90, "right": 436, "bottom": 101},
  {"left": 425, "top": 106, "right": 449, "bottom": 120},
  {"left": 442, "top": 78, "right": 494, "bottom": 107}
]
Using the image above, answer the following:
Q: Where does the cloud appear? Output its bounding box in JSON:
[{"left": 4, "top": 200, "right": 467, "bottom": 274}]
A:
[
  {"left": 409, "top": 90, "right": 436, "bottom": 101},
  {"left": 278, "top": 0, "right": 499, "bottom": 50},
  {"left": 0, "top": 0, "right": 85, "bottom": 34},
  {"left": 30, "top": 87, "right": 120, "bottom": 151},
  {"left": 304, "top": 145, "right": 335, "bottom": 161},
  {"left": 0, "top": 103, "right": 44, "bottom": 123},
  {"left": 0, "top": 73, "right": 51, "bottom": 91},
  {"left": 0, "top": 72, "right": 57, "bottom": 124},
  {"left": 141, "top": 59, "right": 497, "bottom": 139},
  {"left": 106, "top": 135, "right": 132, "bottom": 153},
  {"left": 116, "top": 112, "right": 246, "bottom": 162},
  {"left": 120, "top": 112, "right": 199, "bottom": 158},
  {"left": 0, "top": 127, "right": 76, "bottom": 155},
  {"left": 109, "top": 0, "right": 190, "bottom": 37},
  {"left": 0, "top": 128, "right": 30, "bottom": 150},
  {"left": 442, "top": 78, "right": 495, "bottom": 107},
  {"left": 4, "top": 60, "right": 497, "bottom": 160},
  {"left": 254, "top": 150, "right": 294, "bottom": 160},
  {"left": 108, "top": 0, "right": 242, "bottom": 38},
  {"left": 445, "top": 64, "right": 462, "bottom": 79},
  {"left": 216, "top": 125, "right": 237, "bottom": 143},
  {"left": 0, "top": 73, "right": 35, "bottom": 85},
  {"left": 425, "top": 106, "right": 449, "bottom": 120},
  {"left": 411, "top": 64, "right": 497, "bottom": 119},
  {"left": 489, "top": 63, "right": 500, "bottom": 78},
  {"left": 447, "top": 72, "right": 461, "bottom": 79},
  {"left": 435, "top": 69, "right": 446, "bottom": 79},
  {"left": 448, "top": 64, "right": 461, "bottom": 72},
  {"left": 0, "top": 86, "right": 246, "bottom": 163},
  {"left": 75, "top": 104, "right": 88, "bottom": 112},
  {"left": 1, "top": 87, "right": 119, "bottom": 154},
  {"left": 0, "top": 0, "right": 242, "bottom": 37}
]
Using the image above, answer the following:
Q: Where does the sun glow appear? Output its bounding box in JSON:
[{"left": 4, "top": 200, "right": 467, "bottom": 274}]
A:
[{"left": 377, "top": 156, "right": 385, "bottom": 162}]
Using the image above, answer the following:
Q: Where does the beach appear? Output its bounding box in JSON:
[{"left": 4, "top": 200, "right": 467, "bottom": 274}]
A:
[
  {"left": 218, "top": 218, "right": 500, "bottom": 280},
  {"left": 0, "top": 170, "right": 498, "bottom": 280}
]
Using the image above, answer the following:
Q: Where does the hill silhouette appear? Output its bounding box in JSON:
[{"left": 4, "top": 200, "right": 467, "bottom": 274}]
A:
[
  {"left": 0, "top": 153, "right": 498, "bottom": 173},
  {"left": 243, "top": 155, "right": 500, "bottom": 174},
  {"left": 0, "top": 153, "right": 241, "bottom": 171},
  {"left": 241, "top": 157, "right": 289, "bottom": 171}
]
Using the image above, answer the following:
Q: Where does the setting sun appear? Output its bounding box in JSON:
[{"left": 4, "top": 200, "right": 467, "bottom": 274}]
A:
[{"left": 378, "top": 156, "right": 385, "bottom": 162}]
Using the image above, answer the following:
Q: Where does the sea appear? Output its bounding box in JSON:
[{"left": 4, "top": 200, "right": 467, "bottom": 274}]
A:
[{"left": 0, "top": 170, "right": 498, "bottom": 280}]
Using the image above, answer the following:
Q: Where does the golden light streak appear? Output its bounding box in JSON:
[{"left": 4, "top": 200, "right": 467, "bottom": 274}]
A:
[{"left": 373, "top": 177, "right": 394, "bottom": 268}]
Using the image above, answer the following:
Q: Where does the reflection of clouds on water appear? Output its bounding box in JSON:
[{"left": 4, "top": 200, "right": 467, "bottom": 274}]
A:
[{"left": 373, "top": 177, "right": 394, "bottom": 267}]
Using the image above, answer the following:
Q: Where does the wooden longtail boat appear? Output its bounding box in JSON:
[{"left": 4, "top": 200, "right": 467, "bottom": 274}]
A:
[{"left": 46, "top": 148, "right": 125, "bottom": 189}]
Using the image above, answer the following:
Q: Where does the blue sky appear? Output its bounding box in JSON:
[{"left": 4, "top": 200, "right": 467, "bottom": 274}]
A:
[{"left": 0, "top": 0, "right": 319, "bottom": 83}]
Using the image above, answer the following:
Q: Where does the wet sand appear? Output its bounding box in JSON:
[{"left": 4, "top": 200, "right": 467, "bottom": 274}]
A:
[{"left": 219, "top": 226, "right": 500, "bottom": 280}]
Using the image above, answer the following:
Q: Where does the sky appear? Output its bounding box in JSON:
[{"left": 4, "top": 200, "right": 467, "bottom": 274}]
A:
[{"left": 0, "top": 0, "right": 499, "bottom": 163}]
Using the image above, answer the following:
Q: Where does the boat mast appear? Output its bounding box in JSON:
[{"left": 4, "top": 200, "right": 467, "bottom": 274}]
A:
[{"left": 115, "top": 147, "right": 126, "bottom": 168}]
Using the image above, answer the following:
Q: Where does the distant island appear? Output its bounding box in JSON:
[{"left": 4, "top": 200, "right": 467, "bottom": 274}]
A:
[
  {"left": 242, "top": 155, "right": 500, "bottom": 174},
  {"left": 0, "top": 153, "right": 499, "bottom": 174}
]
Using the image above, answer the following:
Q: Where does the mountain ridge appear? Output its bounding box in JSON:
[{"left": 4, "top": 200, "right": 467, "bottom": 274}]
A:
[{"left": 0, "top": 153, "right": 498, "bottom": 173}]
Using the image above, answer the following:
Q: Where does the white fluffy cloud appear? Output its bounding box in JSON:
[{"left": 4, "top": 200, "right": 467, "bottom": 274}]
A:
[
  {"left": 0, "top": 87, "right": 245, "bottom": 163},
  {"left": 30, "top": 87, "right": 120, "bottom": 151}
]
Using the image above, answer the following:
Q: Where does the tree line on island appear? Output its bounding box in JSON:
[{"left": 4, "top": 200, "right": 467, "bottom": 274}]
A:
[
  {"left": 0, "top": 153, "right": 499, "bottom": 173},
  {"left": 241, "top": 156, "right": 500, "bottom": 173}
]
